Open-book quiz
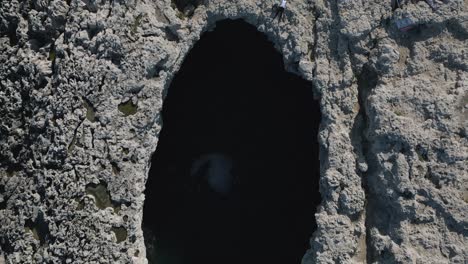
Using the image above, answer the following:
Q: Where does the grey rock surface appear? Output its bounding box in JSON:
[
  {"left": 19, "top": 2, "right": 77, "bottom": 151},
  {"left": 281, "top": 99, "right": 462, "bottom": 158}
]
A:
[{"left": 0, "top": 0, "right": 466, "bottom": 263}]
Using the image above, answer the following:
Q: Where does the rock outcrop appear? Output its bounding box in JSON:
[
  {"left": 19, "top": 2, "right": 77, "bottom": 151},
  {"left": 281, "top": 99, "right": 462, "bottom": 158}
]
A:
[{"left": 0, "top": 0, "right": 466, "bottom": 263}]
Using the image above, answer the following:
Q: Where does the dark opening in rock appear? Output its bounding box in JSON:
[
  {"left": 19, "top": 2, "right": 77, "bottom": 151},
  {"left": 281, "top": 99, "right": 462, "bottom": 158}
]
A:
[
  {"left": 6, "top": 20, "right": 19, "bottom": 46},
  {"left": 143, "top": 19, "right": 321, "bottom": 264},
  {"left": 172, "top": 0, "right": 202, "bottom": 16},
  {"left": 24, "top": 212, "right": 49, "bottom": 246}
]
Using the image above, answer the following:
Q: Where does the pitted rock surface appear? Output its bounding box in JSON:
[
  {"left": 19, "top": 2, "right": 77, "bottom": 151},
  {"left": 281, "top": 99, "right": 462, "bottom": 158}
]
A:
[{"left": 0, "top": 0, "right": 466, "bottom": 263}]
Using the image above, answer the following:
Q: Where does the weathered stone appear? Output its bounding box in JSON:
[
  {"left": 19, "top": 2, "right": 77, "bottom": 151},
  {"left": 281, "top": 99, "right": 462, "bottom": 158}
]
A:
[{"left": 0, "top": 0, "right": 466, "bottom": 263}]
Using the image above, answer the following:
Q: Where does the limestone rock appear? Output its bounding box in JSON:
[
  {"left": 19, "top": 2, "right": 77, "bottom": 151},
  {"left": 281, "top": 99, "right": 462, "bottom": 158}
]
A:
[{"left": 0, "top": 0, "right": 466, "bottom": 263}]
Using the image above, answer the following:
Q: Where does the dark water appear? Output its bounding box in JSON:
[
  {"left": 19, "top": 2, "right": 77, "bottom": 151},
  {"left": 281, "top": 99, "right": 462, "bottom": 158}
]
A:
[{"left": 143, "top": 19, "right": 321, "bottom": 264}]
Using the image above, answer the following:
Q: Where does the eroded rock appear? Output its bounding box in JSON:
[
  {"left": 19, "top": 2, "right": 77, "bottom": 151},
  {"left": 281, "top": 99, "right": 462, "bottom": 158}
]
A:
[{"left": 0, "top": 0, "right": 466, "bottom": 263}]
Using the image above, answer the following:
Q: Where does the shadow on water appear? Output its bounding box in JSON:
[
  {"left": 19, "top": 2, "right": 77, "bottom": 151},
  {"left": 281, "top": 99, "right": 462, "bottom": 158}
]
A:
[{"left": 143, "top": 19, "right": 321, "bottom": 264}]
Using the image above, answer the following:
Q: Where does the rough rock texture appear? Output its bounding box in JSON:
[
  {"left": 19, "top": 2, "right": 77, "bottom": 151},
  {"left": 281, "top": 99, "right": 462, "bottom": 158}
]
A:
[{"left": 0, "top": 0, "right": 466, "bottom": 263}]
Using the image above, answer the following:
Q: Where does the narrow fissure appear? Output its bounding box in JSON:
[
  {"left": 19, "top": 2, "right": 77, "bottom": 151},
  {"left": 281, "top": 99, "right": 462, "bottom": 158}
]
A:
[
  {"left": 353, "top": 64, "right": 378, "bottom": 263},
  {"left": 143, "top": 19, "right": 321, "bottom": 264}
]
